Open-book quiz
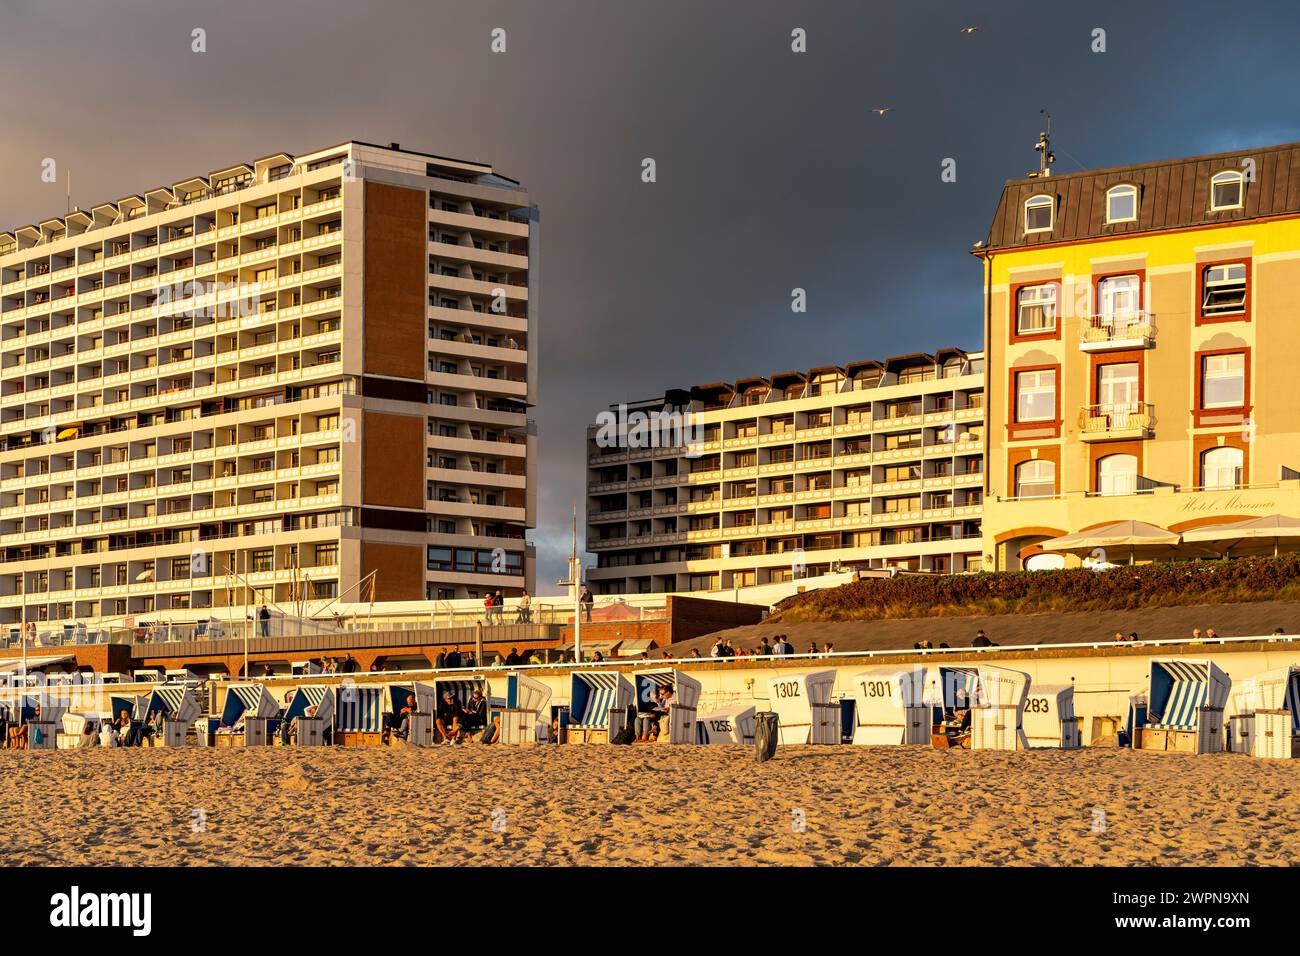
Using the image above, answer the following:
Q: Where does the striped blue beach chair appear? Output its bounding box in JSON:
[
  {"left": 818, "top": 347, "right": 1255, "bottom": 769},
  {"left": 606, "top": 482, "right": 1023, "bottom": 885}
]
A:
[
  {"left": 1142, "top": 659, "right": 1230, "bottom": 753},
  {"left": 335, "top": 684, "right": 385, "bottom": 744},
  {"left": 143, "top": 686, "right": 201, "bottom": 746},
  {"left": 281, "top": 685, "right": 335, "bottom": 746},
  {"left": 632, "top": 668, "right": 701, "bottom": 744},
  {"left": 215, "top": 682, "right": 279, "bottom": 746},
  {"left": 568, "top": 671, "right": 633, "bottom": 743}
]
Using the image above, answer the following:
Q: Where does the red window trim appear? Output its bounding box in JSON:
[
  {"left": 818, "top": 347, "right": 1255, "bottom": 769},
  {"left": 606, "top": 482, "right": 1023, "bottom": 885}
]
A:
[
  {"left": 1195, "top": 256, "right": 1252, "bottom": 326},
  {"left": 1009, "top": 280, "right": 1063, "bottom": 343},
  {"left": 1193, "top": 346, "right": 1252, "bottom": 426},
  {"left": 1007, "top": 363, "right": 1062, "bottom": 439}
]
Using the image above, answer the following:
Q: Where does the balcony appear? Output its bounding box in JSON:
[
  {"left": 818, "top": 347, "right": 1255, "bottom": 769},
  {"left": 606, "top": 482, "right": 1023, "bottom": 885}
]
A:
[
  {"left": 1079, "top": 312, "right": 1156, "bottom": 351},
  {"left": 1078, "top": 402, "right": 1154, "bottom": 441}
]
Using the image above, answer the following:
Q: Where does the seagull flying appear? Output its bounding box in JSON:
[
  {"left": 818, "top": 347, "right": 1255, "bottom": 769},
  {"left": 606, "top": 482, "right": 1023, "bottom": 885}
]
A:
[
  {"left": 871, "top": 107, "right": 893, "bottom": 117},
  {"left": 960, "top": 25, "right": 982, "bottom": 33}
]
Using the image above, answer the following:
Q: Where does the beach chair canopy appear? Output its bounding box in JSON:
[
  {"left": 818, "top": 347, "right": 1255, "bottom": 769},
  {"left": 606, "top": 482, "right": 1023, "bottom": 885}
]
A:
[
  {"left": 432, "top": 676, "right": 490, "bottom": 710},
  {"left": 385, "top": 681, "right": 436, "bottom": 717},
  {"left": 853, "top": 667, "right": 927, "bottom": 716},
  {"left": 976, "top": 665, "right": 1031, "bottom": 710},
  {"left": 220, "top": 683, "right": 280, "bottom": 726},
  {"left": 633, "top": 669, "right": 701, "bottom": 711},
  {"left": 569, "top": 671, "right": 633, "bottom": 729},
  {"left": 1146, "top": 659, "right": 1231, "bottom": 729},
  {"left": 506, "top": 673, "right": 552, "bottom": 715},
  {"left": 283, "top": 685, "right": 335, "bottom": 726},
  {"left": 1230, "top": 666, "right": 1300, "bottom": 733},
  {"left": 336, "top": 684, "right": 384, "bottom": 732},
  {"left": 145, "top": 686, "right": 201, "bottom": 724}
]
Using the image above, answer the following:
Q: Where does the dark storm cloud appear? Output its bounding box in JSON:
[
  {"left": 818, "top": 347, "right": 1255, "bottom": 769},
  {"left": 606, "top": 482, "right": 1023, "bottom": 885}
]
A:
[{"left": 3, "top": 0, "right": 1300, "bottom": 590}]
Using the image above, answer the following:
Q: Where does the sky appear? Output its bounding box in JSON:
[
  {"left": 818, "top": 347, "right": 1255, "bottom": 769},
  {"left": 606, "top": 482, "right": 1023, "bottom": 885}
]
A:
[{"left": 3, "top": 0, "right": 1300, "bottom": 591}]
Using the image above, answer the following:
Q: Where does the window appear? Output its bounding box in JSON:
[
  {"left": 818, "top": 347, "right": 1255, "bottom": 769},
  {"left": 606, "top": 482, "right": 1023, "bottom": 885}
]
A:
[
  {"left": 1024, "top": 195, "right": 1054, "bottom": 233},
  {"left": 1097, "top": 274, "right": 1141, "bottom": 324},
  {"left": 1201, "top": 352, "right": 1245, "bottom": 408},
  {"left": 1097, "top": 453, "right": 1137, "bottom": 497},
  {"left": 1201, "top": 446, "right": 1243, "bottom": 490},
  {"left": 1201, "top": 262, "right": 1247, "bottom": 317},
  {"left": 1015, "top": 459, "right": 1056, "bottom": 499},
  {"left": 1015, "top": 368, "right": 1056, "bottom": 422},
  {"left": 1097, "top": 362, "right": 1139, "bottom": 411},
  {"left": 1106, "top": 184, "right": 1138, "bottom": 223},
  {"left": 1210, "top": 170, "right": 1244, "bottom": 211},
  {"left": 1016, "top": 283, "right": 1058, "bottom": 335}
]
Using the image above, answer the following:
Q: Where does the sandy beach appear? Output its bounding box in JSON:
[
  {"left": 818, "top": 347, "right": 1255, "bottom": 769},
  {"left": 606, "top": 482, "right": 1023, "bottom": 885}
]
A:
[{"left": 1, "top": 745, "right": 1296, "bottom": 866}]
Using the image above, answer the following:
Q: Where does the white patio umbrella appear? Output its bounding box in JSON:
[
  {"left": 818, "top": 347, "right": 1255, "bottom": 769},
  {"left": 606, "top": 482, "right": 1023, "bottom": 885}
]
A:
[
  {"left": 1181, "top": 514, "right": 1300, "bottom": 557},
  {"left": 1039, "top": 520, "right": 1181, "bottom": 566}
]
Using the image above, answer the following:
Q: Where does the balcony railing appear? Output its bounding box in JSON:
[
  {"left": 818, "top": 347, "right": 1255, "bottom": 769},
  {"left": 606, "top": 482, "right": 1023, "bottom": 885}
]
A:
[
  {"left": 1078, "top": 402, "right": 1154, "bottom": 440},
  {"left": 1079, "top": 312, "right": 1156, "bottom": 350}
]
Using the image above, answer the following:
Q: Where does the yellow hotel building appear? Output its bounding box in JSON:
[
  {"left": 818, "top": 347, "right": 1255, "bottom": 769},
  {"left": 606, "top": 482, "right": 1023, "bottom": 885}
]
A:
[{"left": 975, "top": 141, "right": 1300, "bottom": 571}]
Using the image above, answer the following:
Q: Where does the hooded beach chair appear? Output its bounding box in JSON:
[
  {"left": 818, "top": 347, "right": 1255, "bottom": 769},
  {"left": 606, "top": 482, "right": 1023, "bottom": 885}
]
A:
[
  {"left": 969, "top": 665, "right": 1031, "bottom": 751},
  {"left": 851, "top": 667, "right": 929, "bottom": 745},
  {"left": 335, "top": 683, "right": 385, "bottom": 745},
  {"left": 632, "top": 668, "right": 700, "bottom": 744},
  {"left": 215, "top": 682, "right": 279, "bottom": 747},
  {"left": 1228, "top": 666, "right": 1297, "bottom": 759},
  {"left": 432, "top": 675, "right": 499, "bottom": 742},
  {"left": 499, "top": 673, "right": 553, "bottom": 745},
  {"left": 696, "top": 703, "right": 757, "bottom": 744},
  {"left": 383, "top": 681, "right": 436, "bottom": 745},
  {"left": 280, "top": 684, "right": 335, "bottom": 746},
  {"left": 767, "top": 670, "right": 839, "bottom": 745},
  {"left": 143, "top": 685, "right": 201, "bottom": 747},
  {"left": 567, "top": 670, "right": 633, "bottom": 743},
  {"left": 1020, "top": 684, "right": 1081, "bottom": 749},
  {"left": 1140, "top": 658, "right": 1230, "bottom": 754}
]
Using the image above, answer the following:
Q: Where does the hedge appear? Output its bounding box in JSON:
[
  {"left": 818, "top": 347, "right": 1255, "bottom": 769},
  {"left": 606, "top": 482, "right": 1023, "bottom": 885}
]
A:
[{"left": 769, "top": 555, "right": 1300, "bottom": 624}]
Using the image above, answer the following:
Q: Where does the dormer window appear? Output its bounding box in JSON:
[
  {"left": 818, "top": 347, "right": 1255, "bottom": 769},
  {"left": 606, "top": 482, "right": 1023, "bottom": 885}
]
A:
[
  {"left": 1106, "top": 184, "right": 1138, "bottom": 224},
  {"left": 1024, "top": 194, "right": 1054, "bottom": 233},
  {"left": 1210, "top": 170, "right": 1244, "bottom": 211}
]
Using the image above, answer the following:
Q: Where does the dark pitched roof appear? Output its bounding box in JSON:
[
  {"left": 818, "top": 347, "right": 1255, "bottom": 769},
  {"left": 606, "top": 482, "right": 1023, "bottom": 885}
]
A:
[{"left": 978, "top": 141, "right": 1300, "bottom": 253}]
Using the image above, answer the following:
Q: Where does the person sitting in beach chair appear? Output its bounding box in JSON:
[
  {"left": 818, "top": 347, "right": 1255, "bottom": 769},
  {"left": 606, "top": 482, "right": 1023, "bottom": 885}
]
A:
[
  {"left": 7, "top": 704, "right": 39, "bottom": 749},
  {"left": 116, "top": 708, "right": 142, "bottom": 747},
  {"left": 382, "top": 694, "right": 419, "bottom": 745},
  {"left": 436, "top": 690, "right": 464, "bottom": 744},
  {"left": 634, "top": 685, "right": 674, "bottom": 742},
  {"left": 278, "top": 705, "right": 318, "bottom": 746},
  {"left": 99, "top": 721, "right": 120, "bottom": 748},
  {"left": 462, "top": 688, "right": 488, "bottom": 742}
]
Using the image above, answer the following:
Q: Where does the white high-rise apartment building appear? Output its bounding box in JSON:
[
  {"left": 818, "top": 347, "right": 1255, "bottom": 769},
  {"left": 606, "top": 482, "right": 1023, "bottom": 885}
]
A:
[
  {"left": 0, "top": 140, "right": 536, "bottom": 627},
  {"left": 587, "top": 350, "right": 984, "bottom": 594}
]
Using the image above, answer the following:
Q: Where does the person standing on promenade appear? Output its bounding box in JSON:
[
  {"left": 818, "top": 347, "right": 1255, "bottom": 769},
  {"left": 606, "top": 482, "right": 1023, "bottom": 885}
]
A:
[
  {"left": 258, "top": 603, "right": 271, "bottom": 638},
  {"left": 579, "top": 585, "right": 594, "bottom": 623}
]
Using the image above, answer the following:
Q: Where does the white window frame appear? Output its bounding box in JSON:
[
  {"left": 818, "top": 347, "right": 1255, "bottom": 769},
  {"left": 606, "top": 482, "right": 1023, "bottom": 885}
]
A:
[
  {"left": 1201, "top": 352, "right": 1246, "bottom": 409},
  {"left": 1097, "top": 453, "right": 1137, "bottom": 497},
  {"left": 1210, "top": 170, "right": 1245, "bottom": 212},
  {"left": 1202, "top": 262, "right": 1248, "bottom": 316},
  {"left": 1106, "top": 184, "right": 1138, "bottom": 224},
  {"left": 1015, "top": 369, "right": 1056, "bottom": 423},
  {"left": 1201, "top": 446, "right": 1244, "bottom": 490},
  {"left": 1015, "top": 459, "right": 1056, "bottom": 499},
  {"left": 1097, "top": 274, "right": 1141, "bottom": 325},
  {"left": 1016, "top": 282, "right": 1058, "bottom": 335},
  {"left": 1024, "top": 194, "right": 1055, "bottom": 233}
]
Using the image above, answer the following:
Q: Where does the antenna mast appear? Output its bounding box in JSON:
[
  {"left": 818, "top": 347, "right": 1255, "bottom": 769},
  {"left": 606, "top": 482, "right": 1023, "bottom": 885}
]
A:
[{"left": 1035, "top": 110, "right": 1056, "bottom": 177}]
